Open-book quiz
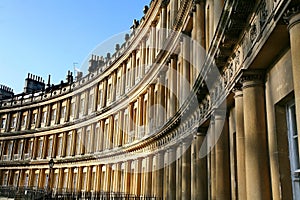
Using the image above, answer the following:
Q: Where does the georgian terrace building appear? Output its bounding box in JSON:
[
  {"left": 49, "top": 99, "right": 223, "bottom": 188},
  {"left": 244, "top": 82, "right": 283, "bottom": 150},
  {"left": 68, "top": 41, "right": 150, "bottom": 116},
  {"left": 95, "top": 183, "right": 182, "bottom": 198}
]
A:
[{"left": 1, "top": 0, "right": 300, "bottom": 199}]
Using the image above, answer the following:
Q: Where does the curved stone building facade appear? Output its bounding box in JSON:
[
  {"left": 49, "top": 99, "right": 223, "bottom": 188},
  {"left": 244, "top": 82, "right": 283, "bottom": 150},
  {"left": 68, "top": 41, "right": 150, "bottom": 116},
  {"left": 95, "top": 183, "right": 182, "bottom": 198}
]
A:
[{"left": 1, "top": 0, "right": 300, "bottom": 199}]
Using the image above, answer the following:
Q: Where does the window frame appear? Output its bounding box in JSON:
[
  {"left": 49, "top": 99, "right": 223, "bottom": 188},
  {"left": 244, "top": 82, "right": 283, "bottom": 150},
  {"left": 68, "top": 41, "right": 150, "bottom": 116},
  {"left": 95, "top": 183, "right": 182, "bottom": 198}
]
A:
[{"left": 286, "top": 100, "right": 300, "bottom": 199}]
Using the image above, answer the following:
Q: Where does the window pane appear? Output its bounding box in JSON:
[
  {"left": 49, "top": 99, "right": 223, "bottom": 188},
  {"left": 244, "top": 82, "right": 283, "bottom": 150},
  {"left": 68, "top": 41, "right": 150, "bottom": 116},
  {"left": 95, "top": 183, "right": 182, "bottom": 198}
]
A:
[{"left": 1, "top": 118, "right": 6, "bottom": 129}]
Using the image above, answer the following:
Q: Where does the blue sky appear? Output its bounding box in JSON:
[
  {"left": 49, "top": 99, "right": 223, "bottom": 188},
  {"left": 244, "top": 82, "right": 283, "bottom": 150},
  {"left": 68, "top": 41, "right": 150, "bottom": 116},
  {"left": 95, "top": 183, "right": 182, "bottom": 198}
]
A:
[{"left": 0, "top": 0, "right": 150, "bottom": 93}]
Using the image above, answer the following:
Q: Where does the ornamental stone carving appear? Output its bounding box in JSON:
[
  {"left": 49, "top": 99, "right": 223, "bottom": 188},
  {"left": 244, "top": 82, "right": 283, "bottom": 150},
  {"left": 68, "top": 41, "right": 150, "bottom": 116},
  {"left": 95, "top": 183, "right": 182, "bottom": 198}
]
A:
[{"left": 284, "top": 6, "right": 300, "bottom": 29}]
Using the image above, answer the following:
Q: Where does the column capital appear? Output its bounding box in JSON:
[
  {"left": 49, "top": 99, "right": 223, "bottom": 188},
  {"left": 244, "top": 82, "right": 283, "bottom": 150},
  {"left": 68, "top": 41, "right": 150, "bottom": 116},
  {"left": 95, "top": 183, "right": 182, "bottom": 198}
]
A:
[
  {"left": 190, "top": 1, "right": 197, "bottom": 13},
  {"left": 160, "top": 0, "right": 169, "bottom": 8},
  {"left": 151, "top": 20, "right": 158, "bottom": 27},
  {"left": 212, "top": 108, "right": 227, "bottom": 119},
  {"left": 167, "top": 148, "right": 174, "bottom": 154},
  {"left": 181, "top": 31, "right": 190, "bottom": 37},
  {"left": 170, "top": 54, "right": 178, "bottom": 60},
  {"left": 196, "top": 126, "right": 208, "bottom": 136},
  {"left": 233, "top": 86, "right": 243, "bottom": 98},
  {"left": 194, "top": 0, "right": 205, "bottom": 4},
  {"left": 158, "top": 68, "right": 167, "bottom": 79},
  {"left": 240, "top": 70, "right": 265, "bottom": 89},
  {"left": 284, "top": 6, "right": 300, "bottom": 30}
]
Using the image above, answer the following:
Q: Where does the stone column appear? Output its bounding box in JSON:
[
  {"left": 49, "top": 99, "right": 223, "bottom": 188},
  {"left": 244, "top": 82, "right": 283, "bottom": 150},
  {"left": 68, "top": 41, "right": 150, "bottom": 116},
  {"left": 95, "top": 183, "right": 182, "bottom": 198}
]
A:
[
  {"left": 14, "top": 112, "right": 21, "bottom": 131},
  {"left": 158, "top": 72, "right": 166, "bottom": 126},
  {"left": 41, "top": 136, "right": 48, "bottom": 159},
  {"left": 111, "top": 166, "right": 116, "bottom": 192},
  {"left": 112, "top": 71, "right": 117, "bottom": 102},
  {"left": 168, "top": 148, "right": 176, "bottom": 200},
  {"left": 38, "top": 169, "right": 44, "bottom": 188},
  {"left": 178, "top": 41, "right": 183, "bottom": 106},
  {"left": 182, "top": 35, "right": 191, "bottom": 101},
  {"left": 89, "top": 124, "right": 95, "bottom": 153},
  {"left": 104, "top": 164, "right": 111, "bottom": 192},
  {"left": 228, "top": 107, "right": 237, "bottom": 200},
  {"left": 150, "top": 24, "right": 156, "bottom": 64},
  {"left": 86, "top": 166, "right": 92, "bottom": 191},
  {"left": 19, "top": 170, "right": 25, "bottom": 187},
  {"left": 95, "top": 165, "right": 102, "bottom": 192},
  {"left": 134, "top": 158, "right": 142, "bottom": 196},
  {"left": 115, "top": 163, "right": 121, "bottom": 193},
  {"left": 26, "top": 111, "right": 32, "bottom": 130},
  {"left": 213, "top": 0, "right": 224, "bottom": 33},
  {"left": 193, "top": 131, "right": 208, "bottom": 200},
  {"left": 93, "top": 85, "right": 98, "bottom": 112},
  {"left": 147, "top": 84, "right": 155, "bottom": 135},
  {"left": 191, "top": 13, "right": 197, "bottom": 87},
  {"left": 138, "top": 96, "right": 144, "bottom": 138},
  {"left": 108, "top": 116, "right": 114, "bottom": 149},
  {"left": 155, "top": 152, "right": 164, "bottom": 199},
  {"left": 77, "top": 167, "right": 83, "bottom": 191},
  {"left": 176, "top": 144, "right": 182, "bottom": 200},
  {"left": 122, "top": 63, "right": 127, "bottom": 95},
  {"left": 125, "top": 160, "right": 132, "bottom": 195},
  {"left": 141, "top": 39, "right": 146, "bottom": 78},
  {"left": 208, "top": 0, "right": 214, "bottom": 47},
  {"left": 67, "top": 168, "right": 72, "bottom": 190},
  {"left": 83, "top": 91, "right": 89, "bottom": 115},
  {"left": 160, "top": 1, "right": 167, "bottom": 48},
  {"left": 215, "top": 111, "right": 231, "bottom": 199},
  {"left": 196, "top": 0, "right": 206, "bottom": 70},
  {"left": 163, "top": 152, "right": 168, "bottom": 200},
  {"left": 71, "top": 130, "right": 76, "bottom": 156},
  {"left": 32, "top": 137, "right": 38, "bottom": 159},
  {"left": 57, "top": 168, "right": 64, "bottom": 189},
  {"left": 170, "top": 55, "right": 177, "bottom": 117},
  {"left": 286, "top": 8, "right": 300, "bottom": 159},
  {"left": 61, "top": 133, "right": 67, "bottom": 157},
  {"left": 80, "top": 127, "right": 85, "bottom": 155},
  {"left": 99, "top": 120, "right": 105, "bottom": 151},
  {"left": 130, "top": 162, "right": 136, "bottom": 196},
  {"left": 242, "top": 72, "right": 271, "bottom": 200},
  {"left": 145, "top": 155, "right": 153, "bottom": 196},
  {"left": 118, "top": 111, "right": 123, "bottom": 147},
  {"left": 128, "top": 103, "right": 134, "bottom": 142},
  {"left": 65, "top": 98, "right": 71, "bottom": 122},
  {"left": 131, "top": 51, "right": 136, "bottom": 86},
  {"left": 182, "top": 141, "right": 191, "bottom": 200},
  {"left": 56, "top": 101, "right": 62, "bottom": 123},
  {"left": 170, "top": 0, "right": 178, "bottom": 26},
  {"left": 4, "top": 113, "right": 11, "bottom": 132},
  {"left": 234, "top": 88, "right": 246, "bottom": 200},
  {"left": 102, "top": 79, "right": 107, "bottom": 108},
  {"left": 210, "top": 116, "right": 216, "bottom": 200}
]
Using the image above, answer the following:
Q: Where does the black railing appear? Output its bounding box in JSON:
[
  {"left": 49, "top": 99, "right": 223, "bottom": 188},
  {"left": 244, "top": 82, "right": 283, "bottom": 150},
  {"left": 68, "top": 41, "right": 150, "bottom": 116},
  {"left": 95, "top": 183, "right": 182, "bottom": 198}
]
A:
[
  {"left": 0, "top": 186, "right": 160, "bottom": 199},
  {"left": 0, "top": 186, "right": 46, "bottom": 199}
]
